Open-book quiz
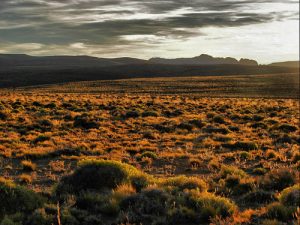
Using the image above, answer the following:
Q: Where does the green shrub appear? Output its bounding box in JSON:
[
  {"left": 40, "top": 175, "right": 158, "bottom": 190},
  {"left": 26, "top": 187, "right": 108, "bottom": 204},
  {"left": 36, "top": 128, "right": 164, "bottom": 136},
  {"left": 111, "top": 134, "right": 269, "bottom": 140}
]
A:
[
  {"left": 213, "top": 116, "right": 226, "bottom": 124},
  {"left": 33, "top": 135, "right": 50, "bottom": 144},
  {"left": 219, "top": 165, "right": 246, "bottom": 179},
  {"left": 161, "top": 176, "right": 207, "bottom": 192},
  {"left": 233, "top": 141, "right": 258, "bottom": 151},
  {"left": 239, "top": 190, "right": 275, "bottom": 205},
  {"left": 186, "top": 191, "right": 236, "bottom": 221},
  {"left": 260, "top": 169, "right": 296, "bottom": 191},
  {"left": 0, "top": 178, "right": 44, "bottom": 219},
  {"left": 124, "top": 110, "right": 140, "bottom": 119},
  {"left": 139, "top": 151, "right": 158, "bottom": 160},
  {"left": 120, "top": 189, "right": 171, "bottom": 221},
  {"left": 266, "top": 202, "right": 295, "bottom": 221},
  {"left": 73, "top": 116, "right": 99, "bottom": 129},
  {"left": 279, "top": 184, "right": 300, "bottom": 207},
  {"left": 278, "top": 124, "right": 297, "bottom": 133},
  {"left": 55, "top": 160, "right": 149, "bottom": 196},
  {"left": 21, "top": 160, "right": 36, "bottom": 171},
  {"left": 0, "top": 111, "right": 8, "bottom": 120},
  {"left": 142, "top": 111, "right": 158, "bottom": 117}
]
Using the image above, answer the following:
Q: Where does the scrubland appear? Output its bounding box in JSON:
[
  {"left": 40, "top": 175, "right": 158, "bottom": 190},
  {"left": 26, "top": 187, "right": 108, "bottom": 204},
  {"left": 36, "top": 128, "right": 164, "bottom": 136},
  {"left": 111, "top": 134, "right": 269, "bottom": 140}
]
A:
[{"left": 0, "top": 90, "right": 299, "bottom": 225}]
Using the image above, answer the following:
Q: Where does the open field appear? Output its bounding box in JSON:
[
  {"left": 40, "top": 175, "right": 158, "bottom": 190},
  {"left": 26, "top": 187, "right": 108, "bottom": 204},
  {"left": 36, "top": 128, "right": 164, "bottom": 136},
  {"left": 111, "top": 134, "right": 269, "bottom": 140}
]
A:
[
  {"left": 16, "top": 73, "right": 300, "bottom": 99},
  {"left": 0, "top": 78, "right": 299, "bottom": 225}
]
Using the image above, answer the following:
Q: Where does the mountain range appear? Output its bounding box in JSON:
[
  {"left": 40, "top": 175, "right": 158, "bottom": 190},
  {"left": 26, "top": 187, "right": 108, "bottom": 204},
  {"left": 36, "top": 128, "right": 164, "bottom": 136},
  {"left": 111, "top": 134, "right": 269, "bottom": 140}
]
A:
[{"left": 0, "top": 53, "right": 298, "bottom": 88}]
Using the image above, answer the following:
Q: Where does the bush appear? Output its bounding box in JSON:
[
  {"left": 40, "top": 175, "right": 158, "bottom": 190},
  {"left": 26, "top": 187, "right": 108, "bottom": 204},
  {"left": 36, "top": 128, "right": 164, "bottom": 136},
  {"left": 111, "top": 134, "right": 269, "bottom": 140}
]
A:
[
  {"left": 73, "top": 116, "right": 99, "bottom": 129},
  {"left": 139, "top": 151, "right": 157, "bottom": 160},
  {"left": 278, "top": 124, "right": 297, "bottom": 133},
  {"left": 219, "top": 165, "right": 247, "bottom": 179},
  {"left": 0, "top": 111, "right": 8, "bottom": 120},
  {"left": 55, "top": 160, "right": 149, "bottom": 196},
  {"left": 266, "top": 202, "right": 296, "bottom": 221},
  {"left": 239, "top": 190, "right": 275, "bottom": 205},
  {"left": 233, "top": 141, "right": 258, "bottom": 151},
  {"left": 120, "top": 189, "right": 171, "bottom": 220},
  {"left": 0, "top": 178, "right": 44, "bottom": 219},
  {"left": 21, "top": 160, "right": 36, "bottom": 171},
  {"left": 142, "top": 111, "right": 158, "bottom": 117},
  {"left": 213, "top": 116, "right": 226, "bottom": 124},
  {"left": 279, "top": 184, "right": 300, "bottom": 207},
  {"left": 161, "top": 176, "right": 207, "bottom": 192},
  {"left": 260, "top": 169, "right": 296, "bottom": 191},
  {"left": 124, "top": 110, "right": 140, "bottom": 119},
  {"left": 186, "top": 191, "right": 237, "bottom": 221}
]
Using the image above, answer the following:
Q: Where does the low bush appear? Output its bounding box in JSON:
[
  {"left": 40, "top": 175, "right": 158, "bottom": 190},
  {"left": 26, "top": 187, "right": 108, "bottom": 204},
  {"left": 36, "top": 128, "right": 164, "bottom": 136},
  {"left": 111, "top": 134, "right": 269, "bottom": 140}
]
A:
[
  {"left": 259, "top": 168, "right": 296, "bottom": 191},
  {"left": 161, "top": 176, "right": 207, "bottom": 192},
  {"left": 279, "top": 184, "right": 300, "bottom": 207},
  {"left": 21, "top": 160, "right": 36, "bottom": 171},
  {"left": 0, "top": 178, "right": 44, "bottom": 219},
  {"left": 55, "top": 160, "right": 150, "bottom": 196},
  {"left": 186, "top": 191, "right": 237, "bottom": 221}
]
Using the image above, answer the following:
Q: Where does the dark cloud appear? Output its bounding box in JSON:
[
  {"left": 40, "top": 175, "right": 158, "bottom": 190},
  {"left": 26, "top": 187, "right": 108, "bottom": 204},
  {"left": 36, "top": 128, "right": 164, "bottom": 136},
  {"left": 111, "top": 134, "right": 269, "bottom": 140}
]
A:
[{"left": 0, "top": 0, "right": 298, "bottom": 54}]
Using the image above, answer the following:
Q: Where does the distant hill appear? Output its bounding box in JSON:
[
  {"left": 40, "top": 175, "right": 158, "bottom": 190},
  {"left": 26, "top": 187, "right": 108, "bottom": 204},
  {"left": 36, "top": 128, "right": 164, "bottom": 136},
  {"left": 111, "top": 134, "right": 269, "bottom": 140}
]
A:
[
  {"left": 268, "top": 61, "right": 299, "bottom": 68},
  {"left": 0, "top": 54, "right": 298, "bottom": 88},
  {"left": 149, "top": 54, "right": 258, "bottom": 66},
  {"left": 0, "top": 53, "right": 257, "bottom": 67}
]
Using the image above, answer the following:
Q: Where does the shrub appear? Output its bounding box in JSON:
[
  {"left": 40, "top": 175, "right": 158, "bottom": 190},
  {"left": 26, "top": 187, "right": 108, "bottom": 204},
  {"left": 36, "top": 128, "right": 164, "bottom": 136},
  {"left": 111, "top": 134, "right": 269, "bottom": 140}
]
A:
[
  {"left": 233, "top": 141, "right": 258, "bottom": 151},
  {"left": 265, "top": 150, "right": 278, "bottom": 159},
  {"left": 0, "top": 111, "right": 8, "bottom": 120},
  {"left": 73, "top": 116, "right": 99, "bottom": 129},
  {"left": 44, "top": 102, "right": 56, "bottom": 109},
  {"left": 21, "top": 160, "right": 36, "bottom": 172},
  {"left": 219, "top": 165, "right": 247, "bottom": 179},
  {"left": 55, "top": 160, "right": 149, "bottom": 196},
  {"left": 142, "top": 111, "right": 158, "bottom": 117},
  {"left": 260, "top": 169, "right": 296, "bottom": 191},
  {"left": 124, "top": 110, "right": 140, "bottom": 119},
  {"left": 278, "top": 124, "right": 297, "bottom": 133},
  {"left": 188, "top": 119, "right": 205, "bottom": 128},
  {"left": 0, "top": 178, "right": 44, "bottom": 219},
  {"left": 213, "top": 116, "right": 226, "bottom": 124},
  {"left": 186, "top": 191, "right": 237, "bottom": 221},
  {"left": 177, "top": 123, "right": 194, "bottom": 131},
  {"left": 139, "top": 151, "right": 157, "bottom": 160},
  {"left": 33, "top": 135, "right": 50, "bottom": 144},
  {"left": 253, "top": 167, "right": 267, "bottom": 175},
  {"left": 161, "top": 176, "right": 207, "bottom": 192},
  {"left": 120, "top": 189, "right": 170, "bottom": 220},
  {"left": 279, "top": 184, "right": 300, "bottom": 207},
  {"left": 239, "top": 190, "right": 275, "bottom": 205},
  {"left": 167, "top": 206, "right": 197, "bottom": 224},
  {"left": 224, "top": 175, "right": 255, "bottom": 195},
  {"left": 18, "top": 174, "right": 33, "bottom": 184},
  {"left": 266, "top": 202, "right": 295, "bottom": 221}
]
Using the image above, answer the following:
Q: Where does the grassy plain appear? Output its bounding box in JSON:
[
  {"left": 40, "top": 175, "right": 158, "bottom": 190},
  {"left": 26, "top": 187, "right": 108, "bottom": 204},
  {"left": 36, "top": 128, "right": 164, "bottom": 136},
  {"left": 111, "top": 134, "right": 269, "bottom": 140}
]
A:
[{"left": 0, "top": 73, "right": 299, "bottom": 225}]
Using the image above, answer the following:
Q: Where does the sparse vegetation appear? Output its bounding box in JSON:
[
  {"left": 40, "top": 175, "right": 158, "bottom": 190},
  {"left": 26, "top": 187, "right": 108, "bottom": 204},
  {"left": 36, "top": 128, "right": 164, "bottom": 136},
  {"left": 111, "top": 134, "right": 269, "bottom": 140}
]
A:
[{"left": 0, "top": 91, "right": 298, "bottom": 224}]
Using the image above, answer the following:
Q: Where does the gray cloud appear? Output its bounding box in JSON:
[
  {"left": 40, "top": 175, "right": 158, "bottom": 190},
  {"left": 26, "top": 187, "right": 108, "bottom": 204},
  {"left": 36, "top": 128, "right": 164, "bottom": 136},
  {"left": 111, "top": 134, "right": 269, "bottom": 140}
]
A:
[{"left": 0, "top": 0, "right": 298, "bottom": 55}]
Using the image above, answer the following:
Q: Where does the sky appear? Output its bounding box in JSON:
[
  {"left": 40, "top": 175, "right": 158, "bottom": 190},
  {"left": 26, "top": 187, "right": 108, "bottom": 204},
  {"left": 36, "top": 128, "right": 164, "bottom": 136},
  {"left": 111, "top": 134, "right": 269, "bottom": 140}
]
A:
[{"left": 0, "top": 0, "right": 299, "bottom": 63}]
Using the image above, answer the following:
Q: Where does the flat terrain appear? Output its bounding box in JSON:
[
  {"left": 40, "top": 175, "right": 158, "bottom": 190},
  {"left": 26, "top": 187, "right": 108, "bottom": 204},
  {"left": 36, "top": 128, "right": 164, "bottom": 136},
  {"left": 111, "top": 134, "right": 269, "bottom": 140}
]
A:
[
  {"left": 0, "top": 74, "right": 299, "bottom": 225},
  {"left": 17, "top": 73, "right": 299, "bottom": 98}
]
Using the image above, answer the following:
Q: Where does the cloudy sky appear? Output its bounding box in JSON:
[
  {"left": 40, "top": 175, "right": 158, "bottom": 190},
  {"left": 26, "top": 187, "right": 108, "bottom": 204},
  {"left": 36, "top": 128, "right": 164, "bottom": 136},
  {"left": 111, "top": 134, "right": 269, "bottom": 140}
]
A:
[{"left": 0, "top": 0, "right": 299, "bottom": 63}]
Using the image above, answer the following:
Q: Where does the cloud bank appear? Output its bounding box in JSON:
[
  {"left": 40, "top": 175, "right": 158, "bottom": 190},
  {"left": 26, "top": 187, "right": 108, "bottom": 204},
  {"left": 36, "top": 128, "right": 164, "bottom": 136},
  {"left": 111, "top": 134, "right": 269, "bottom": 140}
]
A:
[{"left": 0, "top": 0, "right": 299, "bottom": 62}]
